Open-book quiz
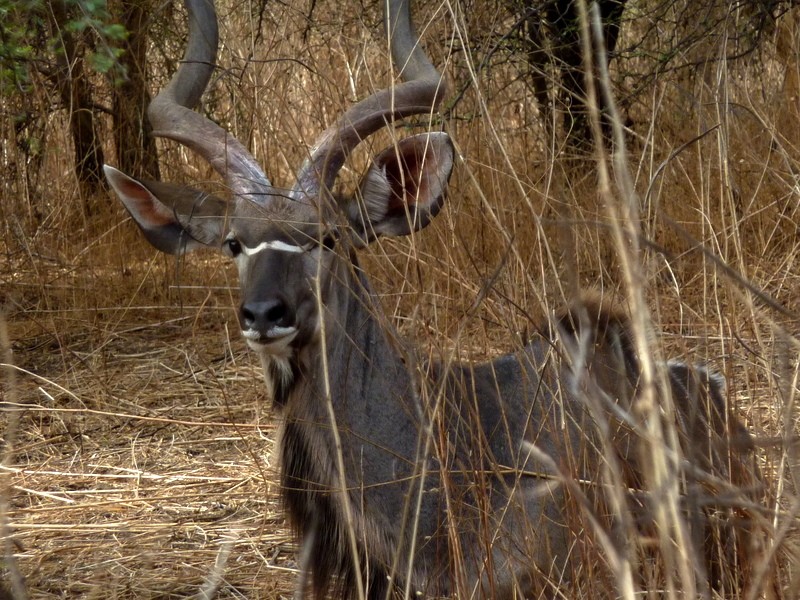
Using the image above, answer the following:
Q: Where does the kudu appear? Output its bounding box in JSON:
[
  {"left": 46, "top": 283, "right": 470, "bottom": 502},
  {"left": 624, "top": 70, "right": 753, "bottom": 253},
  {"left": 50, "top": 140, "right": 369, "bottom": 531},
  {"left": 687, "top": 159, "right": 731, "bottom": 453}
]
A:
[{"left": 104, "top": 0, "right": 760, "bottom": 597}]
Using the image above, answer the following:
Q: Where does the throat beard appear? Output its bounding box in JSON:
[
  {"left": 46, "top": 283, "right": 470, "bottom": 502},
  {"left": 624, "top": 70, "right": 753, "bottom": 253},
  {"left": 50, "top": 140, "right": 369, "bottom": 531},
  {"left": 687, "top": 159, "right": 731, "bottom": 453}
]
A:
[{"left": 263, "top": 354, "right": 298, "bottom": 408}]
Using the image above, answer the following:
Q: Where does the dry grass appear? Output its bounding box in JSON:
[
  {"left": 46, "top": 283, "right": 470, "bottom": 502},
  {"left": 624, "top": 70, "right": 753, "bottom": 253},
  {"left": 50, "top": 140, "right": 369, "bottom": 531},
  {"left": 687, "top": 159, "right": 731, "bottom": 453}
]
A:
[
  {"left": 1, "top": 253, "right": 297, "bottom": 597},
  {"left": 1, "top": 0, "right": 799, "bottom": 597}
]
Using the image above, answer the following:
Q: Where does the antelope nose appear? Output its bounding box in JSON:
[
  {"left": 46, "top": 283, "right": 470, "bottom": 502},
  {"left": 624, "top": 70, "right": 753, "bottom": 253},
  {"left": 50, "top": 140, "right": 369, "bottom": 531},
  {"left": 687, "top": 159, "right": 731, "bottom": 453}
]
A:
[{"left": 240, "top": 297, "right": 296, "bottom": 335}]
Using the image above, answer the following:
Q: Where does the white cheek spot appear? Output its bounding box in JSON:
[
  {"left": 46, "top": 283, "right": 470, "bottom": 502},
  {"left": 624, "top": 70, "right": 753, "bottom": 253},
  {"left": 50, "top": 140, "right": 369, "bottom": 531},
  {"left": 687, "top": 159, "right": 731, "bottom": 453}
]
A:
[{"left": 242, "top": 240, "right": 305, "bottom": 255}]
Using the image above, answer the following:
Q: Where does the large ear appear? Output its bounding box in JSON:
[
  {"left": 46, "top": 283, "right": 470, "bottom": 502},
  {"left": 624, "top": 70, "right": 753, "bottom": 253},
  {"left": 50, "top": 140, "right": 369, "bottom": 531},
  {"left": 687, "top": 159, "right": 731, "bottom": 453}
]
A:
[
  {"left": 104, "top": 165, "right": 228, "bottom": 255},
  {"left": 347, "top": 132, "right": 454, "bottom": 240}
]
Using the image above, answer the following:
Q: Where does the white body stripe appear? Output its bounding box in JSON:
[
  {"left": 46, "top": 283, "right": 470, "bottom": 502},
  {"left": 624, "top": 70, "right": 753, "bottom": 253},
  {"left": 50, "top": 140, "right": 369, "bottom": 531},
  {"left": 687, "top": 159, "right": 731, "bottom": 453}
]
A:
[{"left": 242, "top": 240, "right": 305, "bottom": 255}]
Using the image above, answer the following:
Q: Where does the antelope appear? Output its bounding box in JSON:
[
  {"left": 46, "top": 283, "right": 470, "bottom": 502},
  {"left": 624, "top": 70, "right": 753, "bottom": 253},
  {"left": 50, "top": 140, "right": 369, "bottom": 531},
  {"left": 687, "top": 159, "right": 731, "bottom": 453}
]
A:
[{"left": 104, "top": 0, "right": 760, "bottom": 597}]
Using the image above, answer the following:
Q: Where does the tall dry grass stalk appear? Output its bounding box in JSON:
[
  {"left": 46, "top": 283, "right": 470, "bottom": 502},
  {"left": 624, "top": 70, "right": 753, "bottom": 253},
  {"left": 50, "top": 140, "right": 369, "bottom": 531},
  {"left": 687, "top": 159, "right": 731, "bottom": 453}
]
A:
[{"left": 0, "top": 0, "right": 797, "bottom": 597}]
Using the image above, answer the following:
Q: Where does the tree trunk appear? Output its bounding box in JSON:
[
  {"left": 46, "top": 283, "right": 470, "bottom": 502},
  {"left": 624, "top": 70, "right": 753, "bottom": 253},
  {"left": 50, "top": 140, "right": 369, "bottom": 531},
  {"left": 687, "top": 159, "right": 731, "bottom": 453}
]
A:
[
  {"left": 50, "top": 0, "right": 106, "bottom": 204},
  {"left": 112, "top": 0, "right": 160, "bottom": 180},
  {"left": 518, "top": 0, "right": 627, "bottom": 153}
]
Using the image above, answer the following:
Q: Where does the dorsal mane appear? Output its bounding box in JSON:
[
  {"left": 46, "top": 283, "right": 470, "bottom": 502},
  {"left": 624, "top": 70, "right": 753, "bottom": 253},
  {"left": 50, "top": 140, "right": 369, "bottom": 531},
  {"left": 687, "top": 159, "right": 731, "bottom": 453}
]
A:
[
  {"left": 554, "top": 293, "right": 636, "bottom": 353},
  {"left": 553, "top": 293, "right": 632, "bottom": 340},
  {"left": 550, "top": 293, "right": 642, "bottom": 400}
]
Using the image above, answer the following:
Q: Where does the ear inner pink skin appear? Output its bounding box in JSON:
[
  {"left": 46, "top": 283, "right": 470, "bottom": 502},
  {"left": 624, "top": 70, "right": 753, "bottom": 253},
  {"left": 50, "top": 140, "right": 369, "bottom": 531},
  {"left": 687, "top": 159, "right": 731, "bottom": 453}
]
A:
[{"left": 109, "top": 170, "right": 175, "bottom": 227}]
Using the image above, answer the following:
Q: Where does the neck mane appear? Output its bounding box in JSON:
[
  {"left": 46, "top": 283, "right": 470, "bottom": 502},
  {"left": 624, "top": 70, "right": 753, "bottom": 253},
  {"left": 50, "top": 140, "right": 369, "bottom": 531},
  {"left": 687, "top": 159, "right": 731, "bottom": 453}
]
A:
[{"left": 262, "top": 253, "right": 434, "bottom": 596}]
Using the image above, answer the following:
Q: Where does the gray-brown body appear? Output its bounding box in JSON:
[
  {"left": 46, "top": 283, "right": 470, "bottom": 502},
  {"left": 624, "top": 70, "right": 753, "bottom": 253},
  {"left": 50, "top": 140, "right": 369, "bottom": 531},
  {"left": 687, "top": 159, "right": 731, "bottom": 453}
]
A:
[{"left": 103, "top": 0, "right": 760, "bottom": 598}]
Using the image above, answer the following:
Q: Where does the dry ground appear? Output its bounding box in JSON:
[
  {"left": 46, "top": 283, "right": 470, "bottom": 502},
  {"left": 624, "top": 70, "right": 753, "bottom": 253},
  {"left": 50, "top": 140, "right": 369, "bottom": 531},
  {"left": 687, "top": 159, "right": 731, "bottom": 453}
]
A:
[
  {"left": 2, "top": 249, "right": 298, "bottom": 597},
  {"left": 2, "top": 0, "right": 799, "bottom": 597}
]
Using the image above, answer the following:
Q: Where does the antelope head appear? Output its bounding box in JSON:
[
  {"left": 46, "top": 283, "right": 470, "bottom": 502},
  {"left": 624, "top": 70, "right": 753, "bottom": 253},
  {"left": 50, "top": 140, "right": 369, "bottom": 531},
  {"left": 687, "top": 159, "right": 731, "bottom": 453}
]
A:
[{"left": 104, "top": 0, "right": 453, "bottom": 379}]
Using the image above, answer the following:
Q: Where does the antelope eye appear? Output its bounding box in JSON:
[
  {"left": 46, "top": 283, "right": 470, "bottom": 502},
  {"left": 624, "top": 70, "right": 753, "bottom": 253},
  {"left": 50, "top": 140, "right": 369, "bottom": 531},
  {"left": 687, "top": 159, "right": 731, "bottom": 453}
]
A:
[
  {"left": 321, "top": 232, "right": 338, "bottom": 251},
  {"left": 225, "top": 237, "right": 242, "bottom": 257}
]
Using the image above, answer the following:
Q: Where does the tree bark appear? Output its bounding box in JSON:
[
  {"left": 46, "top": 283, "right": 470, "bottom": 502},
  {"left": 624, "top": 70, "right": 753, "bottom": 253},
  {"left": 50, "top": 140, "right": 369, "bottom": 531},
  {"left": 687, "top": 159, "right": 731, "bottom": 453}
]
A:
[
  {"left": 50, "top": 0, "right": 106, "bottom": 202},
  {"left": 112, "top": 0, "right": 160, "bottom": 181},
  {"left": 517, "top": 0, "right": 627, "bottom": 153}
]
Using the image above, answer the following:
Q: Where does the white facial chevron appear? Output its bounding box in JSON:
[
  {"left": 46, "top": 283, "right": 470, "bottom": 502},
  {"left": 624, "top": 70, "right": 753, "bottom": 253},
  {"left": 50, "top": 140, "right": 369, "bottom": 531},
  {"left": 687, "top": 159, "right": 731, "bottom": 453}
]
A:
[{"left": 241, "top": 240, "right": 305, "bottom": 256}]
